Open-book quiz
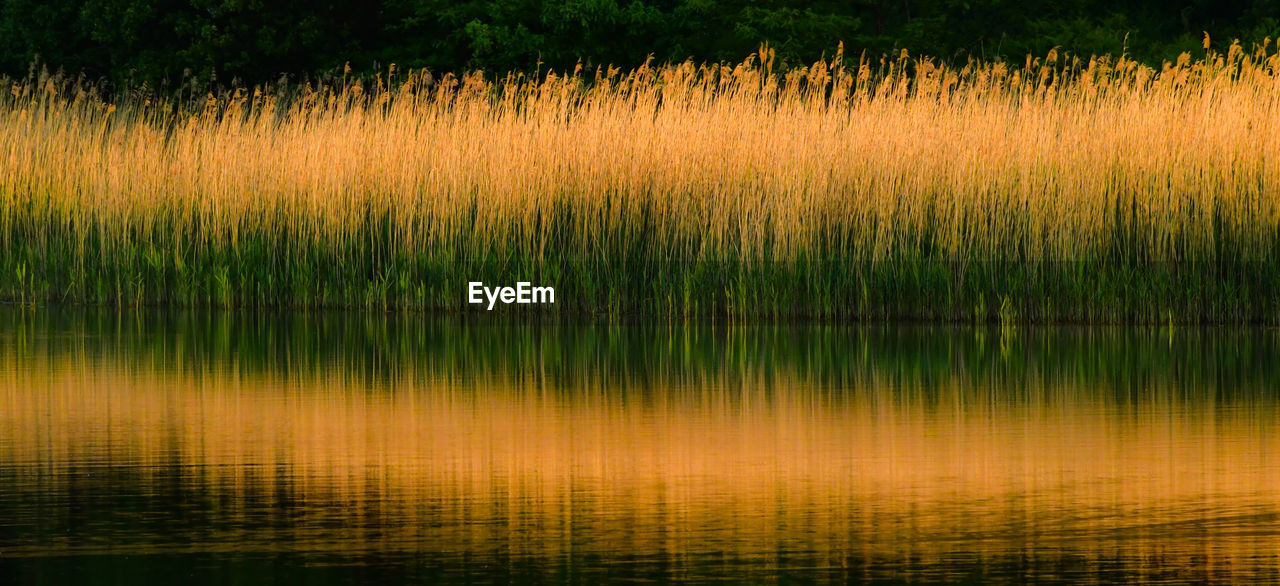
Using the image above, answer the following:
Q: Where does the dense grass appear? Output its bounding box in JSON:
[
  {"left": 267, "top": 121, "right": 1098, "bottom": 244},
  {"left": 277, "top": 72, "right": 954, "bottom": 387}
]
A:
[{"left": 4, "top": 42, "right": 1280, "bottom": 322}]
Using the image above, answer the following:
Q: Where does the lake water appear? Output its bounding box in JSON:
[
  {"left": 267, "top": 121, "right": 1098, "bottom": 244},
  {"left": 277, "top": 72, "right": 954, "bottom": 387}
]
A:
[{"left": 2, "top": 309, "right": 1279, "bottom": 583}]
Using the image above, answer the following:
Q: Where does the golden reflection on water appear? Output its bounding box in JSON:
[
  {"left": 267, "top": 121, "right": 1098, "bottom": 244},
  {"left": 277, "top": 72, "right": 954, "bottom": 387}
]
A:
[{"left": 3, "top": 316, "right": 1280, "bottom": 581}]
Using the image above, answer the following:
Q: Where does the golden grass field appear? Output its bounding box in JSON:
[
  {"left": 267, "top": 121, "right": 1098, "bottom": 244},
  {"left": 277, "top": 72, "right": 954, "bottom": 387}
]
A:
[{"left": 3, "top": 40, "right": 1280, "bottom": 321}]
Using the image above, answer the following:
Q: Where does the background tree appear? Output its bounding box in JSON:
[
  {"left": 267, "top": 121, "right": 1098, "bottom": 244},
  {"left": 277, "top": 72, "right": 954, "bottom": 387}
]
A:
[{"left": 3, "top": 0, "right": 1279, "bottom": 87}]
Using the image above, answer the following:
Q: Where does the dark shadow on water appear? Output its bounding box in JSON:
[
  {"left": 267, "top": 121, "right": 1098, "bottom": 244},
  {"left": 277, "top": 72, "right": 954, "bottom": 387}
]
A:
[{"left": 2, "top": 307, "right": 1278, "bottom": 400}]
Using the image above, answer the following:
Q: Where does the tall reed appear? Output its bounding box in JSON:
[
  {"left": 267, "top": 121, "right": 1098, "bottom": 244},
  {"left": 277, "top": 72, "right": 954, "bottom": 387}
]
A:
[{"left": 3, "top": 42, "right": 1280, "bottom": 322}]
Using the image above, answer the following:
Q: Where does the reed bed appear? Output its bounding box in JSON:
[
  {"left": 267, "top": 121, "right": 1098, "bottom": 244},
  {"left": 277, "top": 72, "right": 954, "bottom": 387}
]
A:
[{"left": 3, "top": 42, "right": 1280, "bottom": 322}]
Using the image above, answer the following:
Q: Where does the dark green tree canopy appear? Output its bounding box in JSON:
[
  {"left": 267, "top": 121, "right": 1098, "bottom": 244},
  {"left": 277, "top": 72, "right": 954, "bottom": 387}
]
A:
[{"left": 3, "top": 0, "right": 1278, "bottom": 86}]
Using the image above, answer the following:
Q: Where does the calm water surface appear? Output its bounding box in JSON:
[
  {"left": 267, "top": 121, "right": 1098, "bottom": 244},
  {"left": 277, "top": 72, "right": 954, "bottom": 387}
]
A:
[{"left": 2, "top": 310, "right": 1280, "bottom": 583}]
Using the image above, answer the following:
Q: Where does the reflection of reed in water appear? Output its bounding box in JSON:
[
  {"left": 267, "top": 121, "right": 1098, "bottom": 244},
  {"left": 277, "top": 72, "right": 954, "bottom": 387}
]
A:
[
  {"left": 2, "top": 314, "right": 1280, "bottom": 580},
  {"left": 2, "top": 308, "right": 1279, "bottom": 399}
]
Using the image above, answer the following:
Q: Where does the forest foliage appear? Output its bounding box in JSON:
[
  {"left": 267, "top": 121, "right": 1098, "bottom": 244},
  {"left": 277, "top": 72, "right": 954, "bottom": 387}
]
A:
[{"left": 3, "top": 0, "right": 1280, "bottom": 86}]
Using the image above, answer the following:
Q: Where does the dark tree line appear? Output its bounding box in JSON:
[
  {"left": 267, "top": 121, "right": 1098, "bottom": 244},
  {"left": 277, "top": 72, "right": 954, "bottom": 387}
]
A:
[{"left": 2, "top": 0, "right": 1279, "bottom": 87}]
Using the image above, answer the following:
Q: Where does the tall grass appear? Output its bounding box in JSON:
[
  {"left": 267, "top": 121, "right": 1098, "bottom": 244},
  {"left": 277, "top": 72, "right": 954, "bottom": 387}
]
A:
[{"left": 3, "top": 42, "right": 1280, "bottom": 322}]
